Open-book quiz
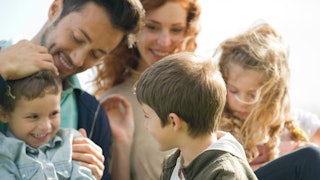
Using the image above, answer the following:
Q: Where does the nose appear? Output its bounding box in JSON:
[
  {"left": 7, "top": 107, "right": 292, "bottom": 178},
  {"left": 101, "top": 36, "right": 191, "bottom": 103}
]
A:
[
  {"left": 157, "top": 30, "right": 172, "bottom": 47},
  {"left": 70, "top": 48, "right": 87, "bottom": 67},
  {"left": 37, "top": 118, "right": 52, "bottom": 131}
]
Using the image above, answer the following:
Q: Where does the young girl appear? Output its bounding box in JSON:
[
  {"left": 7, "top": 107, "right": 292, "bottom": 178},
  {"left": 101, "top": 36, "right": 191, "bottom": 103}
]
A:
[
  {"left": 0, "top": 70, "right": 95, "bottom": 179},
  {"left": 215, "top": 21, "right": 320, "bottom": 179}
]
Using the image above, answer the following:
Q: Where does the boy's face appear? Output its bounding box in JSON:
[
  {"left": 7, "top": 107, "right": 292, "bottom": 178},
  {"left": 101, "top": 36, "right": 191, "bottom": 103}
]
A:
[
  {"left": 4, "top": 94, "right": 61, "bottom": 148},
  {"left": 42, "top": 2, "right": 124, "bottom": 79},
  {"left": 141, "top": 103, "right": 175, "bottom": 151},
  {"left": 226, "top": 63, "right": 263, "bottom": 120}
]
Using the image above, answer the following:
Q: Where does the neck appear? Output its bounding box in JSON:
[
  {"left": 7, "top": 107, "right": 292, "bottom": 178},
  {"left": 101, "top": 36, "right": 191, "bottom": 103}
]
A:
[
  {"left": 179, "top": 132, "right": 217, "bottom": 166},
  {"left": 136, "top": 58, "right": 149, "bottom": 72}
]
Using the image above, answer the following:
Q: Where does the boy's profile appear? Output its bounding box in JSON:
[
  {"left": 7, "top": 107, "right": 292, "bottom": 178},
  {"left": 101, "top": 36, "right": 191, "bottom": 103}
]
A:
[
  {"left": 0, "top": 70, "right": 95, "bottom": 179},
  {"left": 135, "top": 52, "right": 257, "bottom": 179}
]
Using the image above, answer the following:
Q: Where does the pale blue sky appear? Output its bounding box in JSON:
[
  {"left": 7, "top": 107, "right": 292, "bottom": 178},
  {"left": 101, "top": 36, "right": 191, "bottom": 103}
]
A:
[{"left": 1, "top": 0, "right": 319, "bottom": 114}]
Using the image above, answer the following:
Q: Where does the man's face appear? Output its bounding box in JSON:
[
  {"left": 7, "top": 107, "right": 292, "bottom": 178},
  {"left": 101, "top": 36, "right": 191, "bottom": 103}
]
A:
[{"left": 42, "top": 2, "right": 124, "bottom": 79}]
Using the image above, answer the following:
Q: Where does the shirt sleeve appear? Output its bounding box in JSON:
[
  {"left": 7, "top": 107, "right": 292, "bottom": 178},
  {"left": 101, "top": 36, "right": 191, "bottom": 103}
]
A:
[
  {"left": 293, "top": 108, "right": 320, "bottom": 138},
  {"left": 0, "top": 156, "right": 20, "bottom": 179}
]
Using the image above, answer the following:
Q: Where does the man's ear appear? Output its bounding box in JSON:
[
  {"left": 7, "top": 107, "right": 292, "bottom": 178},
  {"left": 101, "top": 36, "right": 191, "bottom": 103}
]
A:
[
  {"left": 48, "top": 0, "right": 64, "bottom": 21},
  {"left": 168, "top": 113, "right": 184, "bottom": 132},
  {"left": 0, "top": 108, "right": 9, "bottom": 123}
]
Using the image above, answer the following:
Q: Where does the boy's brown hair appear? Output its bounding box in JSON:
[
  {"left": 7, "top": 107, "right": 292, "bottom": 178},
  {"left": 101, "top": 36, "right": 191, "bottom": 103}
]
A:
[{"left": 135, "top": 52, "right": 226, "bottom": 137}]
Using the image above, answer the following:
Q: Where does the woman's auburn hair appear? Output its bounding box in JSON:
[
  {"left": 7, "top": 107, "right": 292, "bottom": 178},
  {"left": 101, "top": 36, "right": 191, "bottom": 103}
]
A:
[{"left": 93, "top": 0, "right": 201, "bottom": 97}]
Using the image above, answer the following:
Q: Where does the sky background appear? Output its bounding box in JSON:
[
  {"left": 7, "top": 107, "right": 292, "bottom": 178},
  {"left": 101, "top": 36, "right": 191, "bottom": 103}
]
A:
[{"left": 1, "top": 0, "right": 319, "bottom": 115}]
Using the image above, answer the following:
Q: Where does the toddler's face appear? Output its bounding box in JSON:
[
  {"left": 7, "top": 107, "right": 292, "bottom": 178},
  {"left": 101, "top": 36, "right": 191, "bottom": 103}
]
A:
[
  {"left": 5, "top": 94, "right": 61, "bottom": 148},
  {"left": 226, "top": 63, "right": 263, "bottom": 120}
]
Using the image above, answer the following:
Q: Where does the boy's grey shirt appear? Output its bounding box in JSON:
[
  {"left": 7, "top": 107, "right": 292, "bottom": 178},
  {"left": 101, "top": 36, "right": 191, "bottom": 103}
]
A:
[
  {"left": 162, "top": 131, "right": 257, "bottom": 180},
  {"left": 0, "top": 128, "right": 95, "bottom": 180}
]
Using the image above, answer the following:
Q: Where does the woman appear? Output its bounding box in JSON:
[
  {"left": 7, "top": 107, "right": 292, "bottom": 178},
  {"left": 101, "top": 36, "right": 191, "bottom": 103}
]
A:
[{"left": 93, "top": 0, "right": 201, "bottom": 179}]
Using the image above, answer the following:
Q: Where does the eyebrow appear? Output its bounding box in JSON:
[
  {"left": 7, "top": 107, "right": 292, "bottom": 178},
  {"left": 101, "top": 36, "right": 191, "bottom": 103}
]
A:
[
  {"left": 146, "top": 19, "right": 185, "bottom": 27},
  {"left": 80, "top": 29, "right": 107, "bottom": 55}
]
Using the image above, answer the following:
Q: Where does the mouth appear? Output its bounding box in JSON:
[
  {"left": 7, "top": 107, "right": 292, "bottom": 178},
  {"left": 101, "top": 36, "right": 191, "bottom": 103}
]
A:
[
  {"left": 59, "top": 52, "right": 73, "bottom": 69},
  {"left": 54, "top": 52, "right": 75, "bottom": 75},
  {"left": 150, "top": 49, "right": 170, "bottom": 60},
  {"left": 31, "top": 133, "right": 49, "bottom": 142}
]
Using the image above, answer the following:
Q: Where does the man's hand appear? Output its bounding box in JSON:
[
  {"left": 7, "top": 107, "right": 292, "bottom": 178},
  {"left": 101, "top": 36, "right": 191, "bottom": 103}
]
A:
[
  {"left": 73, "top": 128, "right": 105, "bottom": 180},
  {"left": 0, "top": 40, "right": 58, "bottom": 80}
]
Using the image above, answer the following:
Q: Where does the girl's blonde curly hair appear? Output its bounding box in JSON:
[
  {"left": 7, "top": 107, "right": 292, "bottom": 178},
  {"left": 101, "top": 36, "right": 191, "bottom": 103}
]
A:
[{"left": 215, "top": 21, "right": 308, "bottom": 163}]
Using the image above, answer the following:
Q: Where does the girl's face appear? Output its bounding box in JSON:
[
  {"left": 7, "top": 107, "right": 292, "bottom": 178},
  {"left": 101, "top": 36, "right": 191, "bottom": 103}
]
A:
[
  {"left": 226, "top": 63, "right": 263, "bottom": 120},
  {"left": 137, "top": 1, "right": 187, "bottom": 69},
  {"left": 3, "top": 94, "right": 60, "bottom": 148}
]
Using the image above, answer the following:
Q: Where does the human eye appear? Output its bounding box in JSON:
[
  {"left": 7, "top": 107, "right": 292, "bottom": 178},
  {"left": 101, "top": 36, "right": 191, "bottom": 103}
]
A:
[
  {"left": 72, "top": 33, "right": 84, "bottom": 44},
  {"left": 145, "top": 23, "right": 159, "bottom": 31},
  {"left": 90, "top": 51, "right": 98, "bottom": 59},
  {"left": 90, "top": 51, "right": 102, "bottom": 60},
  {"left": 249, "top": 92, "right": 257, "bottom": 100},
  {"left": 228, "top": 87, "right": 238, "bottom": 94},
  {"left": 248, "top": 88, "right": 261, "bottom": 102},
  {"left": 26, "top": 114, "right": 38, "bottom": 120},
  {"left": 50, "top": 110, "right": 60, "bottom": 117},
  {"left": 171, "top": 27, "right": 185, "bottom": 34}
]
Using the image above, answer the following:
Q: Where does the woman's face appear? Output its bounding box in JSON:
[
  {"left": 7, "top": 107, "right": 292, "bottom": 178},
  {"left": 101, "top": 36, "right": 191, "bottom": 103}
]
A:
[{"left": 137, "top": 1, "right": 187, "bottom": 69}]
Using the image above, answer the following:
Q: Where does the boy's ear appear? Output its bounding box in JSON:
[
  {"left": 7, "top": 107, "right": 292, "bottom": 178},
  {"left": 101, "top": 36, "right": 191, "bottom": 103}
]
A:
[
  {"left": 48, "top": 0, "right": 64, "bottom": 21},
  {"left": 168, "top": 113, "right": 184, "bottom": 132},
  {"left": 0, "top": 108, "right": 9, "bottom": 123}
]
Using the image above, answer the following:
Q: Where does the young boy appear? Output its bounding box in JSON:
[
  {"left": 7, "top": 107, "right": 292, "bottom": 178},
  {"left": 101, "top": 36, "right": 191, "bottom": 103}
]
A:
[
  {"left": 0, "top": 70, "right": 95, "bottom": 179},
  {"left": 134, "top": 52, "right": 257, "bottom": 179}
]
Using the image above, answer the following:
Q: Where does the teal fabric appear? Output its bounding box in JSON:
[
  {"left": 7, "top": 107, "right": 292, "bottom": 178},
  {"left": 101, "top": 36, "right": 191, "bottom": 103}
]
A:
[
  {"left": 60, "top": 75, "right": 83, "bottom": 129},
  {"left": 0, "top": 39, "right": 12, "bottom": 133}
]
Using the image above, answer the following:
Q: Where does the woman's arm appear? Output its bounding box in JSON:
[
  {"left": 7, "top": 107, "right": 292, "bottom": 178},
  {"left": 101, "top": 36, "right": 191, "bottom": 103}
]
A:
[{"left": 102, "top": 94, "right": 134, "bottom": 180}]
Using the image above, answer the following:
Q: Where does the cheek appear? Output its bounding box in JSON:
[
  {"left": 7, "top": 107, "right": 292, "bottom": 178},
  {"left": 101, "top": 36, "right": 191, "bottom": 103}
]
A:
[
  {"left": 227, "top": 94, "right": 236, "bottom": 108},
  {"left": 143, "top": 118, "right": 149, "bottom": 130},
  {"left": 146, "top": 119, "right": 161, "bottom": 136},
  {"left": 52, "top": 118, "right": 61, "bottom": 129},
  {"left": 246, "top": 104, "right": 256, "bottom": 112},
  {"left": 172, "top": 34, "right": 185, "bottom": 45},
  {"left": 137, "top": 31, "right": 151, "bottom": 49}
]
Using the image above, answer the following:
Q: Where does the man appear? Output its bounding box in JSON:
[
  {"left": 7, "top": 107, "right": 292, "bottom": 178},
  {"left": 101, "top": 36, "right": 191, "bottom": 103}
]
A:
[{"left": 0, "top": 0, "right": 144, "bottom": 179}]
